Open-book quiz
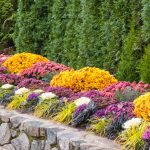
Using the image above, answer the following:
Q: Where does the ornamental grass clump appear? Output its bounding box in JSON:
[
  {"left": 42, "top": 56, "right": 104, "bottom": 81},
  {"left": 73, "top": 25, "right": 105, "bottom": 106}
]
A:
[
  {"left": 2, "top": 53, "right": 49, "bottom": 74},
  {"left": 42, "top": 100, "right": 65, "bottom": 119},
  {"left": 34, "top": 92, "right": 57, "bottom": 117},
  {"left": 117, "top": 121, "right": 149, "bottom": 150},
  {"left": 89, "top": 118, "right": 111, "bottom": 136},
  {"left": 6, "top": 87, "right": 31, "bottom": 110},
  {"left": 50, "top": 67, "right": 118, "bottom": 92},
  {"left": 20, "top": 61, "right": 71, "bottom": 80},
  {"left": 133, "top": 92, "right": 150, "bottom": 121},
  {"left": 53, "top": 102, "right": 76, "bottom": 124}
]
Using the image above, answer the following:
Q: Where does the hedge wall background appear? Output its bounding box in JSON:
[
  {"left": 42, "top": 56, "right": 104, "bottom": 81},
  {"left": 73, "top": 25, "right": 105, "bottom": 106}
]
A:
[{"left": 0, "top": 0, "right": 150, "bottom": 83}]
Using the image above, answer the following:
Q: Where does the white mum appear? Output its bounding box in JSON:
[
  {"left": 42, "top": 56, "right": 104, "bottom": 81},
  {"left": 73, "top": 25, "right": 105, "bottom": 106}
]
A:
[
  {"left": 39, "top": 92, "right": 56, "bottom": 100},
  {"left": 33, "top": 89, "right": 44, "bottom": 94},
  {"left": 74, "top": 97, "right": 91, "bottom": 107},
  {"left": 1, "top": 84, "right": 14, "bottom": 90},
  {"left": 123, "top": 118, "right": 142, "bottom": 129},
  {"left": 15, "top": 87, "right": 30, "bottom": 95}
]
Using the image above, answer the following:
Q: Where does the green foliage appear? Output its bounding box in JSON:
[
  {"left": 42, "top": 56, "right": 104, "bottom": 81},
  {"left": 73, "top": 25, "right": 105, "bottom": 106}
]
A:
[
  {"left": 141, "top": 0, "right": 150, "bottom": 44},
  {"left": 117, "top": 14, "right": 143, "bottom": 82},
  {"left": 13, "top": 0, "right": 150, "bottom": 81},
  {"left": 139, "top": 44, "right": 150, "bottom": 83},
  {"left": 0, "top": 0, "right": 16, "bottom": 49},
  {"left": 115, "top": 87, "right": 141, "bottom": 102}
]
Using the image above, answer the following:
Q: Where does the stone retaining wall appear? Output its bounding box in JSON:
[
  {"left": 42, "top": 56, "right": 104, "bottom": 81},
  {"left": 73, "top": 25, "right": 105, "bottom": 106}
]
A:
[{"left": 0, "top": 106, "right": 121, "bottom": 150}]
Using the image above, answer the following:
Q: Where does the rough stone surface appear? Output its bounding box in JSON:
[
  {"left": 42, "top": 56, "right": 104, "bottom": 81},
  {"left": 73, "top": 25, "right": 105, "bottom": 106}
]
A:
[
  {"left": 2, "top": 144, "right": 15, "bottom": 150},
  {"left": 0, "top": 107, "right": 121, "bottom": 150},
  {"left": 44, "top": 141, "right": 51, "bottom": 150},
  {"left": 47, "top": 126, "right": 65, "bottom": 145},
  {"left": 30, "top": 140, "right": 45, "bottom": 150},
  {"left": 10, "top": 115, "right": 28, "bottom": 128},
  {"left": 10, "top": 129, "right": 17, "bottom": 138},
  {"left": 0, "top": 123, "right": 11, "bottom": 145},
  {"left": 51, "top": 148, "right": 58, "bottom": 150},
  {"left": 11, "top": 133, "right": 30, "bottom": 150},
  {"left": 20, "top": 120, "right": 44, "bottom": 137}
]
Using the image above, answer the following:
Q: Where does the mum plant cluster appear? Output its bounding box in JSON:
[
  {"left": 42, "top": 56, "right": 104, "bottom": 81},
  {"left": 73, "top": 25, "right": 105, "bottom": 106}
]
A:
[{"left": 1, "top": 52, "right": 150, "bottom": 149}]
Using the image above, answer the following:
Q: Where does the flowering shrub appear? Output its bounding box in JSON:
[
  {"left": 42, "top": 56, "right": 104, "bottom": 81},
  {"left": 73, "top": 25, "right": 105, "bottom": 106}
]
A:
[
  {"left": 0, "top": 54, "right": 11, "bottom": 66},
  {"left": 45, "top": 86, "right": 74, "bottom": 98},
  {"left": 20, "top": 61, "right": 71, "bottom": 80},
  {"left": 17, "top": 78, "right": 49, "bottom": 89},
  {"left": 50, "top": 67, "right": 118, "bottom": 92},
  {"left": 142, "top": 126, "right": 150, "bottom": 147},
  {"left": 50, "top": 70, "right": 75, "bottom": 89},
  {"left": 134, "top": 92, "right": 150, "bottom": 121},
  {"left": 95, "top": 102, "right": 135, "bottom": 119},
  {"left": 0, "top": 67, "right": 7, "bottom": 74},
  {"left": 68, "top": 90, "right": 117, "bottom": 108},
  {"left": 2, "top": 53, "right": 49, "bottom": 73},
  {"left": 101, "top": 81, "right": 150, "bottom": 102},
  {"left": 0, "top": 74, "right": 21, "bottom": 85}
]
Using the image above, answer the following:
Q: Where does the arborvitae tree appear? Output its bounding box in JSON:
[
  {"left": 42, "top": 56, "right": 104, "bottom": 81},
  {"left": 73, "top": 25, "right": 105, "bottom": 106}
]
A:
[
  {"left": 44, "top": 0, "right": 67, "bottom": 62},
  {"left": 139, "top": 0, "right": 150, "bottom": 83},
  {"left": 141, "top": 0, "right": 150, "bottom": 44},
  {"left": 62, "top": 0, "right": 81, "bottom": 68},
  {"left": 139, "top": 44, "right": 150, "bottom": 83},
  {"left": 77, "top": 0, "right": 101, "bottom": 68},
  {"left": 14, "top": 0, "right": 36, "bottom": 52},
  {"left": 0, "top": 0, "right": 16, "bottom": 49},
  {"left": 14, "top": 0, "right": 51, "bottom": 54},
  {"left": 117, "top": 16, "right": 143, "bottom": 82}
]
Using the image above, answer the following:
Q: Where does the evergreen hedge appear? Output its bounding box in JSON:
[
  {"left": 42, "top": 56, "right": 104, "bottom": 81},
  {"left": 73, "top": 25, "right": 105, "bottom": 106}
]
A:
[
  {"left": 0, "top": 0, "right": 17, "bottom": 49},
  {"left": 11, "top": 0, "right": 150, "bottom": 82}
]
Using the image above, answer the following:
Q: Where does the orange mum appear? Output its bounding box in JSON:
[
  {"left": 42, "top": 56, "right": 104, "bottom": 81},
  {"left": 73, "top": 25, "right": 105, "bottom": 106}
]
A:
[
  {"left": 133, "top": 92, "right": 150, "bottom": 121},
  {"left": 50, "top": 67, "right": 118, "bottom": 92},
  {"left": 2, "top": 53, "right": 49, "bottom": 74}
]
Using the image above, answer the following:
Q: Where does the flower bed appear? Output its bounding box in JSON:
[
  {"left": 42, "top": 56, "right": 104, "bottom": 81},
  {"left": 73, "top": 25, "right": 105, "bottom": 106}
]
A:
[
  {"left": 50, "top": 67, "right": 118, "bottom": 92},
  {"left": 20, "top": 61, "right": 71, "bottom": 80},
  {"left": 0, "top": 52, "right": 150, "bottom": 150},
  {"left": 2, "top": 53, "right": 49, "bottom": 73}
]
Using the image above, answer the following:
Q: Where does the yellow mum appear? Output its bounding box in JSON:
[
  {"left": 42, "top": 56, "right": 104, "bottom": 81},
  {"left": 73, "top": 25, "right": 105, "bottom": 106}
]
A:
[
  {"left": 50, "top": 67, "right": 118, "bottom": 92},
  {"left": 2, "top": 53, "right": 49, "bottom": 73},
  {"left": 134, "top": 92, "right": 150, "bottom": 121}
]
